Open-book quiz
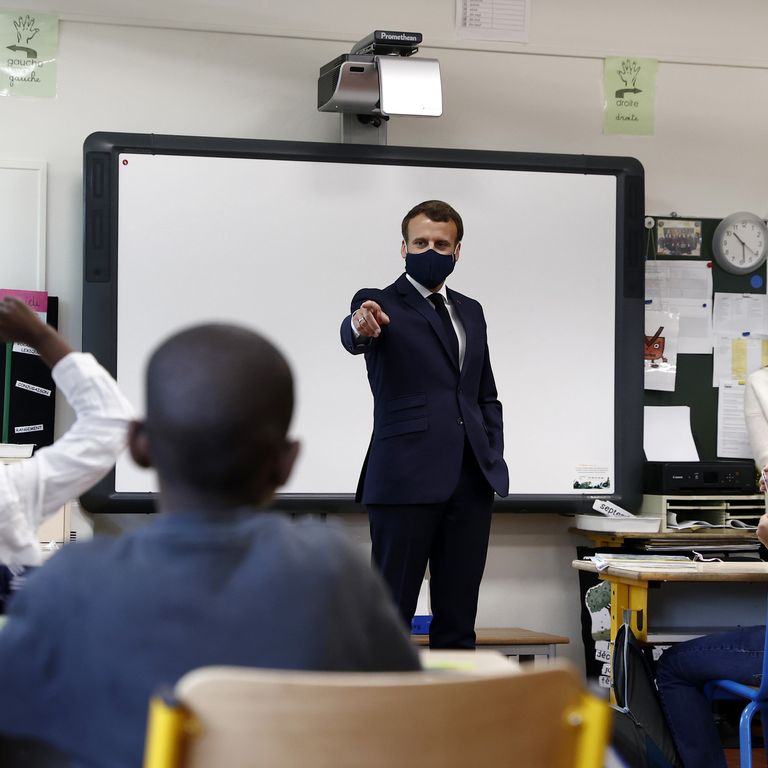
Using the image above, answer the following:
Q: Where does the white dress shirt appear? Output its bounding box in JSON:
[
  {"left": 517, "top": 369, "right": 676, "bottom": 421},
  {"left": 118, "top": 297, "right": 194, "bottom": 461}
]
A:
[{"left": 0, "top": 352, "right": 134, "bottom": 569}]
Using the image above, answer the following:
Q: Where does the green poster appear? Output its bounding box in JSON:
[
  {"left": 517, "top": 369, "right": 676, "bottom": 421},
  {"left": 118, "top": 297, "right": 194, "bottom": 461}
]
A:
[
  {"left": 0, "top": 11, "right": 58, "bottom": 97},
  {"left": 603, "top": 56, "right": 657, "bottom": 136}
]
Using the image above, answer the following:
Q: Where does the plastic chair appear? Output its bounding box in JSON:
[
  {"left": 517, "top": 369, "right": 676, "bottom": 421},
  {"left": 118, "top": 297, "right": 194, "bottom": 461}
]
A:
[
  {"left": 704, "top": 602, "right": 768, "bottom": 768},
  {"left": 143, "top": 657, "right": 611, "bottom": 768}
]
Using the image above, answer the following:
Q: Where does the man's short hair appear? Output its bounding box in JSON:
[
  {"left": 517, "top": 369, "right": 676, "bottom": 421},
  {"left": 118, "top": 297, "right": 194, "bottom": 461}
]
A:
[
  {"left": 401, "top": 200, "right": 464, "bottom": 244},
  {"left": 144, "top": 324, "right": 293, "bottom": 493}
]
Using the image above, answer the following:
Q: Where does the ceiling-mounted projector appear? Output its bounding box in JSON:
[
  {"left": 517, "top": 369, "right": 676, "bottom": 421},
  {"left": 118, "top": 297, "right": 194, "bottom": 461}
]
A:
[{"left": 317, "top": 30, "right": 442, "bottom": 117}]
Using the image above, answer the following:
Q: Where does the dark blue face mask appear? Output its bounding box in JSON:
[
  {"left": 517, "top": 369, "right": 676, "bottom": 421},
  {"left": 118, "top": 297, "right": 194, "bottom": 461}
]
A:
[{"left": 405, "top": 249, "right": 456, "bottom": 290}]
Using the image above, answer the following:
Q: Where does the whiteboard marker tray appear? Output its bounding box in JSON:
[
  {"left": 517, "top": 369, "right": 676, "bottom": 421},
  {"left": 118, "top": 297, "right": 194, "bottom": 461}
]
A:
[{"left": 575, "top": 515, "right": 662, "bottom": 533}]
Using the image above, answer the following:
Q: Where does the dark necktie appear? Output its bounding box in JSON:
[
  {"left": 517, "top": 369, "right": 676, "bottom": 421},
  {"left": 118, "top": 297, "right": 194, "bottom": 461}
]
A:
[{"left": 428, "top": 293, "right": 459, "bottom": 366}]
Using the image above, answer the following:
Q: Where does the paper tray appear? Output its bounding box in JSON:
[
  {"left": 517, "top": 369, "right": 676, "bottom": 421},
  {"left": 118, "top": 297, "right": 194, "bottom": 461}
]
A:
[
  {"left": 0, "top": 443, "right": 34, "bottom": 459},
  {"left": 575, "top": 514, "right": 662, "bottom": 533}
]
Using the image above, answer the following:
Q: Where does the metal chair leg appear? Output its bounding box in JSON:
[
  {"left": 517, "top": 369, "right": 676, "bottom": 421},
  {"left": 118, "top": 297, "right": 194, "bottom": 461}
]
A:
[
  {"left": 739, "top": 701, "right": 758, "bottom": 768},
  {"left": 761, "top": 707, "right": 768, "bottom": 768}
]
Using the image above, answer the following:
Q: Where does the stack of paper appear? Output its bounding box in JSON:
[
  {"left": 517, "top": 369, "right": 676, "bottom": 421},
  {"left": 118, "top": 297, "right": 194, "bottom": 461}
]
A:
[
  {"left": 585, "top": 553, "right": 698, "bottom": 572},
  {"left": 667, "top": 512, "right": 757, "bottom": 531}
]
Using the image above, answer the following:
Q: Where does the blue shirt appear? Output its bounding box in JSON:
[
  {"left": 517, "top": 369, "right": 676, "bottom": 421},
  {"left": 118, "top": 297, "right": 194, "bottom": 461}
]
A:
[{"left": 0, "top": 510, "right": 419, "bottom": 767}]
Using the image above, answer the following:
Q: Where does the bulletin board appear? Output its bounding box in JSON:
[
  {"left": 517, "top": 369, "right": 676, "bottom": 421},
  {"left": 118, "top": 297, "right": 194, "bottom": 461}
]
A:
[{"left": 643, "top": 216, "right": 765, "bottom": 460}]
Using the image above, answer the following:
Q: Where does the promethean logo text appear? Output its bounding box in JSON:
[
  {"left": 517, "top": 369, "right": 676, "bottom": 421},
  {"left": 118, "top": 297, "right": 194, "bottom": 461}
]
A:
[{"left": 378, "top": 32, "right": 420, "bottom": 42}]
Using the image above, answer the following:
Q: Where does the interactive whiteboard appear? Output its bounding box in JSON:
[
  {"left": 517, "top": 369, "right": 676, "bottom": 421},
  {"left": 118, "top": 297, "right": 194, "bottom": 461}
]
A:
[{"left": 82, "top": 133, "right": 644, "bottom": 513}]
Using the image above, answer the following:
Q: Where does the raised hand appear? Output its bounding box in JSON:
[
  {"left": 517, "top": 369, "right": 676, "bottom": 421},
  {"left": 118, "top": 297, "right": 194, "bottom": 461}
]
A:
[
  {"left": 0, "top": 297, "right": 46, "bottom": 345},
  {"left": 0, "top": 298, "right": 72, "bottom": 368}
]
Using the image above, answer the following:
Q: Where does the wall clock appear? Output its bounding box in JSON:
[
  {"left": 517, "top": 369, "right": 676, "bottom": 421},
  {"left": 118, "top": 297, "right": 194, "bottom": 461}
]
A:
[{"left": 712, "top": 212, "right": 768, "bottom": 274}]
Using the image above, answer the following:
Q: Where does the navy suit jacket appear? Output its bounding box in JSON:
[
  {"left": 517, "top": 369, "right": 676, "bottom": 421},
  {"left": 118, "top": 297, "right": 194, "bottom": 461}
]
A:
[{"left": 341, "top": 273, "right": 509, "bottom": 505}]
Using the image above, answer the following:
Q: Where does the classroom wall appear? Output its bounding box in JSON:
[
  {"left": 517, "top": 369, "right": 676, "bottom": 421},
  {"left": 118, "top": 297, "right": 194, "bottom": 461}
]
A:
[{"left": 5, "top": 0, "right": 768, "bottom": 670}]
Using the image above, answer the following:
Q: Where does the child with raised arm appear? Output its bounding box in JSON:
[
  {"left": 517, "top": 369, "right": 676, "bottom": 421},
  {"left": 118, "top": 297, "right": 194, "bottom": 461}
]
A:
[{"left": 0, "top": 297, "right": 134, "bottom": 571}]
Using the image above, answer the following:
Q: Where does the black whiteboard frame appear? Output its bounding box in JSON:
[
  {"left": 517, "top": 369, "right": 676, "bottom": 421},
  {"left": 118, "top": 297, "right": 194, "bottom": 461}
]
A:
[{"left": 81, "top": 131, "right": 644, "bottom": 515}]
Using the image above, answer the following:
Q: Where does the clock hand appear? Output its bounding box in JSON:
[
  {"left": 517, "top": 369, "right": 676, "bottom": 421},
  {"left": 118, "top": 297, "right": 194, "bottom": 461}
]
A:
[
  {"left": 732, "top": 230, "right": 759, "bottom": 257},
  {"left": 743, "top": 241, "right": 758, "bottom": 257}
]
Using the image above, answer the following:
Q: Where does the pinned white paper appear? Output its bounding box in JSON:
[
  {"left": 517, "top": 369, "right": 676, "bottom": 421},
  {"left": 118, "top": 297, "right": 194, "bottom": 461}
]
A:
[
  {"left": 713, "top": 293, "right": 768, "bottom": 336},
  {"left": 644, "top": 406, "right": 699, "bottom": 461},
  {"left": 717, "top": 380, "right": 751, "bottom": 458}
]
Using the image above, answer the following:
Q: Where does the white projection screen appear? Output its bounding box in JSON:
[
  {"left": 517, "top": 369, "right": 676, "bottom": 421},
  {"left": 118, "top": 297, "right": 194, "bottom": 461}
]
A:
[{"left": 82, "top": 133, "right": 644, "bottom": 514}]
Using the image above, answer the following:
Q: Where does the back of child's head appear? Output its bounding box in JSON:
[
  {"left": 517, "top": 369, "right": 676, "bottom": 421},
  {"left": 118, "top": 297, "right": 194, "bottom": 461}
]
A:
[{"left": 144, "top": 323, "right": 294, "bottom": 499}]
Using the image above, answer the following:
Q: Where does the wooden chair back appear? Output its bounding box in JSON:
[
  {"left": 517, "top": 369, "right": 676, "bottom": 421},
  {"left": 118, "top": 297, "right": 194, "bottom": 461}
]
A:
[{"left": 144, "top": 660, "right": 610, "bottom": 768}]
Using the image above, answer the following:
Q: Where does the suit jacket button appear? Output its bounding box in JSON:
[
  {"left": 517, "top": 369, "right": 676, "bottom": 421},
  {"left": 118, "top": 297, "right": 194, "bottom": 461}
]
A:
[{"left": 457, "top": 417, "right": 464, "bottom": 426}]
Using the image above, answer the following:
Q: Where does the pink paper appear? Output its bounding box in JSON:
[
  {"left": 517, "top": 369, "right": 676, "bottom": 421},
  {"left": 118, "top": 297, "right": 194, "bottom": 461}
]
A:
[{"left": 0, "top": 289, "right": 48, "bottom": 312}]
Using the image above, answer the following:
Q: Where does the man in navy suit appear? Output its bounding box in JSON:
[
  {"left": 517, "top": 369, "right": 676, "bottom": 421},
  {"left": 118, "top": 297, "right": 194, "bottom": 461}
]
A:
[{"left": 341, "top": 200, "right": 509, "bottom": 649}]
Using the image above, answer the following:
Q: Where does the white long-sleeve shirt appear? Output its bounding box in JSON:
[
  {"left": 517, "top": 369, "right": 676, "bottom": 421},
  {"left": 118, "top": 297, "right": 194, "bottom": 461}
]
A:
[
  {"left": 745, "top": 367, "right": 768, "bottom": 471},
  {"left": 0, "top": 352, "right": 134, "bottom": 569}
]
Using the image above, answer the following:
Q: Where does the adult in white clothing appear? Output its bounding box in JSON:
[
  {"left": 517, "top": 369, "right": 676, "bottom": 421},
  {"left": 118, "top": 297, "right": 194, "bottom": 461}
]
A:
[
  {"left": 745, "top": 367, "right": 768, "bottom": 485},
  {"left": 655, "top": 366, "right": 768, "bottom": 767},
  {"left": 0, "top": 297, "right": 134, "bottom": 571}
]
